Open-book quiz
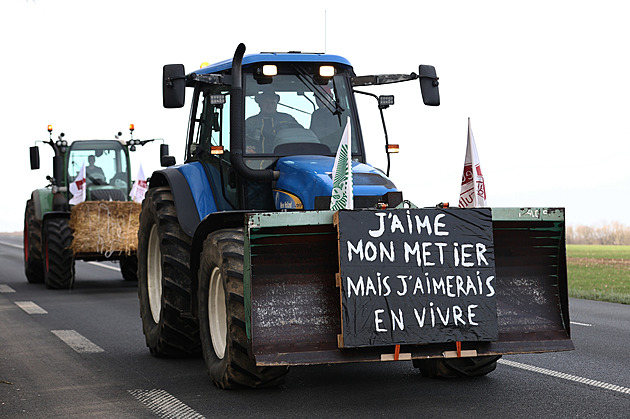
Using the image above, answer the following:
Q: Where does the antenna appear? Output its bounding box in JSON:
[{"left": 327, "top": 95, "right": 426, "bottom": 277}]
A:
[{"left": 324, "top": 10, "right": 327, "bottom": 53}]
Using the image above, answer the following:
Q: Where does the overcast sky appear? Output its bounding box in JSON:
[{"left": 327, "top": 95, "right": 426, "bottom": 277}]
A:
[{"left": 1, "top": 0, "right": 628, "bottom": 232}]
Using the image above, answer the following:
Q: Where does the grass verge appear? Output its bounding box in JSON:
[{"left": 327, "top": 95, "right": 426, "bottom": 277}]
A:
[{"left": 567, "top": 244, "right": 630, "bottom": 305}]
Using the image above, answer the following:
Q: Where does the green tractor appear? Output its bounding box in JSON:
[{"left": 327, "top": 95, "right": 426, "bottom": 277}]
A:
[{"left": 24, "top": 124, "right": 168, "bottom": 289}]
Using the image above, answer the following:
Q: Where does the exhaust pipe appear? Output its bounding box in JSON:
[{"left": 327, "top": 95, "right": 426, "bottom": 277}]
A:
[{"left": 230, "top": 43, "right": 279, "bottom": 182}]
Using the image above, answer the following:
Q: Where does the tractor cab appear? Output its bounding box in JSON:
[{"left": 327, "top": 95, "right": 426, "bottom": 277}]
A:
[
  {"left": 66, "top": 140, "right": 131, "bottom": 201},
  {"left": 163, "top": 49, "right": 438, "bottom": 212}
]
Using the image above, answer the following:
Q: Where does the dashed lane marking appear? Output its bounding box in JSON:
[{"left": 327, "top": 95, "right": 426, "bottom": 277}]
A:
[
  {"left": 128, "top": 389, "right": 205, "bottom": 419},
  {"left": 14, "top": 300, "right": 47, "bottom": 314},
  {"left": 0, "top": 284, "right": 16, "bottom": 293},
  {"left": 570, "top": 321, "right": 593, "bottom": 327},
  {"left": 499, "top": 359, "right": 630, "bottom": 395},
  {"left": 51, "top": 330, "right": 104, "bottom": 353}
]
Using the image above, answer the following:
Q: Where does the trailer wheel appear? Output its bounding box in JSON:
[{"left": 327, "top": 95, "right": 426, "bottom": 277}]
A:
[
  {"left": 198, "top": 228, "right": 288, "bottom": 389},
  {"left": 120, "top": 255, "right": 138, "bottom": 281},
  {"left": 43, "top": 217, "right": 75, "bottom": 289},
  {"left": 24, "top": 199, "right": 44, "bottom": 284},
  {"left": 413, "top": 355, "right": 501, "bottom": 379},
  {"left": 137, "top": 186, "right": 200, "bottom": 357}
]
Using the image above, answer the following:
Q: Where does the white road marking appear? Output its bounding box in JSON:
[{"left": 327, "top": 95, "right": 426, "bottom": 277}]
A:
[
  {"left": 499, "top": 359, "right": 630, "bottom": 395},
  {"left": 15, "top": 301, "right": 47, "bottom": 314},
  {"left": 51, "top": 330, "right": 104, "bottom": 353},
  {"left": 0, "top": 240, "right": 23, "bottom": 249},
  {"left": 0, "top": 241, "right": 121, "bottom": 273},
  {"left": 87, "top": 261, "right": 121, "bottom": 272},
  {"left": 0, "top": 284, "right": 16, "bottom": 293},
  {"left": 570, "top": 321, "right": 593, "bottom": 327},
  {"left": 128, "top": 389, "right": 205, "bottom": 419}
]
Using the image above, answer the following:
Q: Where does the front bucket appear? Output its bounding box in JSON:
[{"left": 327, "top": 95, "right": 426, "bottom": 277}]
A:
[
  {"left": 245, "top": 208, "right": 572, "bottom": 366},
  {"left": 489, "top": 207, "right": 571, "bottom": 354}
]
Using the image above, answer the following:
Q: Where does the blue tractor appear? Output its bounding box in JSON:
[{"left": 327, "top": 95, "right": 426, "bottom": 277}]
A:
[{"left": 137, "top": 44, "right": 572, "bottom": 389}]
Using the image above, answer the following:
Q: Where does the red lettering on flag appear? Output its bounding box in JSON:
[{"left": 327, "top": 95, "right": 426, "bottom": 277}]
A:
[{"left": 461, "top": 164, "right": 473, "bottom": 185}]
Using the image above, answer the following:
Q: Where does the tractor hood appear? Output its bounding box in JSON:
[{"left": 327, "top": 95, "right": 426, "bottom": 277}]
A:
[{"left": 273, "top": 155, "right": 398, "bottom": 210}]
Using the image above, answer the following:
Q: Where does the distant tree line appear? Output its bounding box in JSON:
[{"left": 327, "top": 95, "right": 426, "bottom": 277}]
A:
[{"left": 566, "top": 222, "right": 630, "bottom": 245}]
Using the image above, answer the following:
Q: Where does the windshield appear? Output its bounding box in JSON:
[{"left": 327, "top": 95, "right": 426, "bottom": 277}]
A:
[
  {"left": 67, "top": 141, "right": 129, "bottom": 189},
  {"left": 243, "top": 66, "right": 360, "bottom": 167}
]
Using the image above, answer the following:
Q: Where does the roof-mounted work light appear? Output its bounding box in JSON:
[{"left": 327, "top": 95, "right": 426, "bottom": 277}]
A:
[
  {"left": 262, "top": 65, "right": 277, "bottom": 76},
  {"left": 319, "top": 65, "right": 335, "bottom": 78}
]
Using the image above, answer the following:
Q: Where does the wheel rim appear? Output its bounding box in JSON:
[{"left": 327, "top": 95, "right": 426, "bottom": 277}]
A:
[
  {"left": 147, "top": 224, "right": 162, "bottom": 324},
  {"left": 208, "top": 267, "right": 227, "bottom": 359}
]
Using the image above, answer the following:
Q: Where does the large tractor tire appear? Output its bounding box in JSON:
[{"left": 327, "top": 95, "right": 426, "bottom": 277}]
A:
[
  {"left": 43, "top": 217, "right": 75, "bottom": 289},
  {"left": 137, "top": 186, "right": 200, "bottom": 357},
  {"left": 413, "top": 355, "right": 501, "bottom": 379},
  {"left": 23, "top": 199, "right": 44, "bottom": 284},
  {"left": 120, "top": 255, "right": 138, "bottom": 281},
  {"left": 198, "top": 228, "right": 288, "bottom": 389}
]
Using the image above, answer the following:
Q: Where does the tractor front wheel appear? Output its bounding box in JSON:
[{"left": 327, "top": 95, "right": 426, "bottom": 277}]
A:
[
  {"left": 43, "top": 217, "right": 75, "bottom": 289},
  {"left": 24, "top": 199, "right": 44, "bottom": 284},
  {"left": 198, "top": 228, "right": 288, "bottom": 389},
  {"left": 413, "top": 355, "right": 501, "bottom": 379},
  {"left": 137, "top": 186, "right": 200, "bottom": 357}
]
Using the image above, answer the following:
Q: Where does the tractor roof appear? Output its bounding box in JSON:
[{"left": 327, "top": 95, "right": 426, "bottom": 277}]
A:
[{"left": 194, "top": 52, "right": 352, "bottom": 76}]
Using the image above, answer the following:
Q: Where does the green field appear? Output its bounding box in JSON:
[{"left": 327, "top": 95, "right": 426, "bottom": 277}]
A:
[{"left": 567, "top": 244, "right": 630, "bottom": 305}]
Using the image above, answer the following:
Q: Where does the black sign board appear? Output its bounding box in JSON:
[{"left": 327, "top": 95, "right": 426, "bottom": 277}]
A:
[{"left": 336, "top": 208, "right": 498, "bottom": 348}]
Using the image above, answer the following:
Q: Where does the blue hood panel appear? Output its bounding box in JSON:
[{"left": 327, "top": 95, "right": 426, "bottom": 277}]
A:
[{"left": 274, "top": 156, "right": 397, "bottom": 210}]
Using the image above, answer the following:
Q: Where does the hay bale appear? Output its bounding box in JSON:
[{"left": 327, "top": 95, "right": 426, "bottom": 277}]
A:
[{"left": 69, "top": 201, "right": 142, "bottom": 256}]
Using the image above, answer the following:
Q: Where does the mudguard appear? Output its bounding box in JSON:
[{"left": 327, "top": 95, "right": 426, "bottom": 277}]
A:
[
  {"left": 149, "top": 163, "right": 210, "bottom": 237},
  {"left": 149, "top": 161, "right": 235, "bottom": 237},
  {"left": 31, "top": 189, "right": 54, "bottom": 221}
]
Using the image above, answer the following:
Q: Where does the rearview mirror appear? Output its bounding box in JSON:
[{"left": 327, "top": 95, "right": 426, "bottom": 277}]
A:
[
  {"left": 163, "top": 64, "right": 186, "bottom": 108},
  {"left": 418, "top": 65, "right": 440, "bottom": 106},
  {"left": 160, "top": 144, "right": 169, "bottom": 160},
  {"left": 30, "top": 146, "right": 40, "bottom": 170},
  {"left": 161, "top": 155, "right": 176, "bottom": 167}
]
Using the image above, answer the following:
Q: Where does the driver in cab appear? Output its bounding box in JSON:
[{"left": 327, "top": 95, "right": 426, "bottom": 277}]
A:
[
  {"left": 86, "top": 155, "right": 105, "bottom": 184},
  {"left": 245, "top": 91, "right": 301, "bottom": 153}
]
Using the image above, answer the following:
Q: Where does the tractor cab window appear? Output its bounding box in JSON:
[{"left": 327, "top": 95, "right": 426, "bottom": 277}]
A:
[
  {"left": 67, "top": 141, "right": 129, "bottom": 190},
  {"left": 188, "top": 86, "right": 236, "bottom": 209},
  {"left": 188, "top": 88, "right": 230, "bottom": 160},
  {"left": 243, "top": 66, "right": 361, "bottom": 170}
]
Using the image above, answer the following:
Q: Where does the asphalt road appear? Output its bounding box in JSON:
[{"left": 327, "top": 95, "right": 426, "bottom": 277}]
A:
[{"left": 1, "top": 233, "right": 629, "bottom": 418}]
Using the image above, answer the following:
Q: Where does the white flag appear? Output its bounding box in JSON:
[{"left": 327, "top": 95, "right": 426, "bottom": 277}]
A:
[
  {"left": 459, "top": 118, "right": 487, "bottom": 208},
  {"left": 69, "top": 162, "right": 86, "bottom": 205},
  {"left": 330, "top": 117, "right": 353, "bottom": 210},
  {"left": 129, "top": 164, "right": 148, "bottom": 203}
]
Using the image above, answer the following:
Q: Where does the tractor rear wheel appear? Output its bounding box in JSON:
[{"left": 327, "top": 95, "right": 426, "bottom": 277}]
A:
[
  {"left": 198, "top": 228, "right": 288, "bottom": 389},
  {"left": 137, "top": 186, "right": 200, "bottom": 357},
  {"left": 413, "top": 355, "right": 501, "bottom": 379},
  {"left": 24, "top": 199, "right": 44, "bottom": 284},
  {"left": 120, "top": 255, "right": 138, "bottom": 281},
  {"left": 43, "top": 217, "right": 75, "bottom": 289}
]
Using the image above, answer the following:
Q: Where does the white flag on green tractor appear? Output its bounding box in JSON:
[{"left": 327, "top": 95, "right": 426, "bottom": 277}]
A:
[
  {"left": 129, "top": 164, "right": 148, "bottom": 203},
  {"left": 69, "top": 162, "right": 86, "bottom": 205},
  {"left": 330, "top": 117, "right": 353, "bottom": 210},
  {"left": 459, "top": 118, "right": 487, "bottom": 208}
]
